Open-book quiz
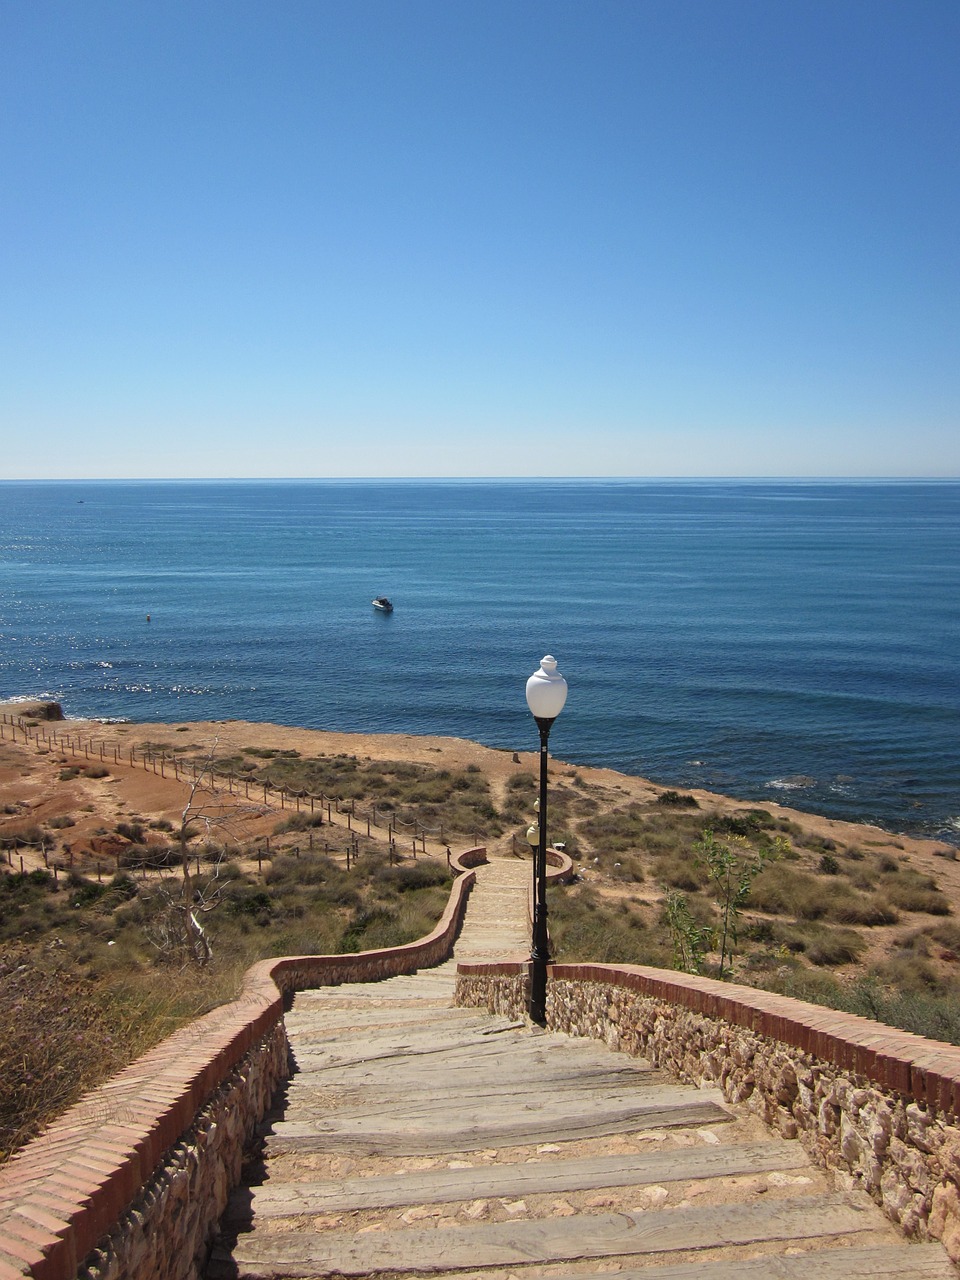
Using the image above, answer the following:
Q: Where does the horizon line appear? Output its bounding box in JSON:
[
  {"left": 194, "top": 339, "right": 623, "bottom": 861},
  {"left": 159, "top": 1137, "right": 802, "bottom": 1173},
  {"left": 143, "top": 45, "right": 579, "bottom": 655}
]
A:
[{"left": 2, "top": 475, "right": 960, "bottom": 485}]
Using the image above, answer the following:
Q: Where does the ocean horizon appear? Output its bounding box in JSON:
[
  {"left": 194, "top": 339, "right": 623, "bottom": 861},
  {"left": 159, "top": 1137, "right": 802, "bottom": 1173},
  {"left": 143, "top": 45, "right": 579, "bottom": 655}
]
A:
[{"left": 1, "top": 478, "right": 958, "bottom": 844}]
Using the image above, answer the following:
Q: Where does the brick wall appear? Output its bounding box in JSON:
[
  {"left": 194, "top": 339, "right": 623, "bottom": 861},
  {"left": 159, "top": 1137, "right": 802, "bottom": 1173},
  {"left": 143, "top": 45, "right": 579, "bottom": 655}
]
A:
[{"left": 0, "top": 870, "right": 477, "bottom": 1280}]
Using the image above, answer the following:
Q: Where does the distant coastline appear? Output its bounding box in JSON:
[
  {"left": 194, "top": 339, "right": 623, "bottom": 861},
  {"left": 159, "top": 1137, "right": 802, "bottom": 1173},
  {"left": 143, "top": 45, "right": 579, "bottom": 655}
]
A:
[
  {"left": 1, "top": 479, "right": 957, "bottom": 842},
  {"left": 4, "top": 699, "right": 955, "bottom": 861}
]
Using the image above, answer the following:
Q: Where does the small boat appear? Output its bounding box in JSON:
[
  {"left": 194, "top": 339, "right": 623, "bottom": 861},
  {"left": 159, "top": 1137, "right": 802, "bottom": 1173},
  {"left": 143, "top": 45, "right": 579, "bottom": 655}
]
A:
[{"left": 372, "top": 596, "right": 394, "bottom": 612}]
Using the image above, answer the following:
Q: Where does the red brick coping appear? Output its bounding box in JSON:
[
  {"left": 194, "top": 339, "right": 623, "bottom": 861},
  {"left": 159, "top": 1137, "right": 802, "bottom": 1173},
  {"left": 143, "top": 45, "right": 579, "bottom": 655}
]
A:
[
  {"left": 0, "top": 868, "right": 478, "bottom": 1280},
  {"left": 546, "top": 848, "right": 575, "bottom": 882},
  {"left": 455, "top": 959, "right": 960, "bottom": 1113},
  {"left": 450, "top": 846, "right": 488, "bottom": 872},
  {"left": 451, "top": 846, "right": 572, "bottom": 881}
]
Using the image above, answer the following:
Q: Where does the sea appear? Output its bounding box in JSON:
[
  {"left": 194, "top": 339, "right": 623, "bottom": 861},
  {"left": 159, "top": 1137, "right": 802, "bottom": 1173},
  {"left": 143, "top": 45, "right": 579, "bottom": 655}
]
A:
[{"left": 0, "top": 479, "right": 958, "bottom": 844}]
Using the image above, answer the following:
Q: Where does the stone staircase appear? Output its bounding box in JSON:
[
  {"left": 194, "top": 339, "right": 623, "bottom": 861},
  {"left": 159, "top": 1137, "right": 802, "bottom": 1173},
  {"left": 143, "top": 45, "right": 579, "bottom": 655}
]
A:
[{"left": 206, "top": 856, "right": 954, "bottom": 1279}]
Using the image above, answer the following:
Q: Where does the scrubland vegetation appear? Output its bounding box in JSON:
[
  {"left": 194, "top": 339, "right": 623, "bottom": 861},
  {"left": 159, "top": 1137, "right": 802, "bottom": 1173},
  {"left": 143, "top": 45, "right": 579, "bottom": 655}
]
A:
[
  {"left": 548, "top": 790, "right": 960, "bottom": 1046},
  {"left": 3, "top": 724, "right": 960, "bottom": 1164},
  {"left": 1, "top": 736, "right": 499, "bottom": 1159}
]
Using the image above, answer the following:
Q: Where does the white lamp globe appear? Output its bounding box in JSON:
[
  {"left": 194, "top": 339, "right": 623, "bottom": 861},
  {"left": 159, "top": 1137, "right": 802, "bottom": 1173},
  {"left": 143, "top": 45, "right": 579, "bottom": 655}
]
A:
[
  {"left": 526, "top": 823, "right": 540, "bottom": 847},
  {"left": 525, "top": 655, "right": 568, "bottom": 721}
]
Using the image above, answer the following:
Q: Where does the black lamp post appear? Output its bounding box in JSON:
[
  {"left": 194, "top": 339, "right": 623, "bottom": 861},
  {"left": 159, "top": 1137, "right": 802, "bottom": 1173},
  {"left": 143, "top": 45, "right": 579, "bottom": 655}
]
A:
[{"left": 524, "top": 654, "right": 568, "bottom": 1025}]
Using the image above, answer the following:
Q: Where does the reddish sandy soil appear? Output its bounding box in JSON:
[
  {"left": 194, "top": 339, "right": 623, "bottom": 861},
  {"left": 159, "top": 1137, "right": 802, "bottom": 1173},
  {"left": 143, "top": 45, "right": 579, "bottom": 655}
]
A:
[
  {"left": 2, "top": 703, "right": 958, "bottom": 983},
  {"left": 1, "top": 702, "right": 952, "bottom": 866}
]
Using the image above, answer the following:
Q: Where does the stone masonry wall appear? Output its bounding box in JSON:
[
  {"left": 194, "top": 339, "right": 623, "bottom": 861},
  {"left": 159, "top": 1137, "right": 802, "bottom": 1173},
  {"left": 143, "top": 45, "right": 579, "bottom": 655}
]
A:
[
  {"left": 0, "top": 868, "right": 476, "bottom": 1280},
  {"left": 79, "top": 1023, "right": 287, "bottom": 1280},
  {"left": 455, "top": 959, "right": 960, "bottom": 1263}
]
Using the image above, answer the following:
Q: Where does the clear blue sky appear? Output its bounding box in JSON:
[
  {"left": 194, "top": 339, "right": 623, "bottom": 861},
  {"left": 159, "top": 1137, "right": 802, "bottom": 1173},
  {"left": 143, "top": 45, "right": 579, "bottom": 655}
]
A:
[{"left": 2, "top": 0, "right": 958, "bottom": 478}]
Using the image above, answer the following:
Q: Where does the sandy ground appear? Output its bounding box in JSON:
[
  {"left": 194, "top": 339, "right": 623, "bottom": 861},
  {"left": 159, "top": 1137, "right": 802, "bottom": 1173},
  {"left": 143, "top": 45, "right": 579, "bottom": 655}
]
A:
[
  {"left": 5, "top": 700, "right": 960, "bottom": 992},
  {"left": 1, "top": 702, "right": 954, "bottom": 874}
]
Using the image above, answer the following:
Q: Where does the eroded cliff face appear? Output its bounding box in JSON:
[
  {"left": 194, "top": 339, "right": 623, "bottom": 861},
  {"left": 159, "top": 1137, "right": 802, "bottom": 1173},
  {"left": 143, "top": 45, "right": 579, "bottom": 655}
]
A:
[{"left": 11, "top": 699, "right": 65, "bottom": 721}]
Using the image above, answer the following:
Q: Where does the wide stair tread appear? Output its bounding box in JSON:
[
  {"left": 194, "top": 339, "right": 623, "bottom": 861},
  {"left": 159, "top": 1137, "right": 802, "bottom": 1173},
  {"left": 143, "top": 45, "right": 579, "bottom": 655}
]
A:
[
  {"left": 211, "top": 1193, "right": 952, "bottom": 1278},
  {"left": 206, "top": 858, "right": 952, "bottom": 1280}
]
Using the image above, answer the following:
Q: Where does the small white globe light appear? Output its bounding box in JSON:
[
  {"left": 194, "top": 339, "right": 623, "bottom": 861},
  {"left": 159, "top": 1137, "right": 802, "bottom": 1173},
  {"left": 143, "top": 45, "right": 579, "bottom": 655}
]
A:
[
  {"left": 526, "top": 823, "right": 540, "bottom": 847},
  {"left": 525, "top": 655, "right": 568, "bottom": 721}
]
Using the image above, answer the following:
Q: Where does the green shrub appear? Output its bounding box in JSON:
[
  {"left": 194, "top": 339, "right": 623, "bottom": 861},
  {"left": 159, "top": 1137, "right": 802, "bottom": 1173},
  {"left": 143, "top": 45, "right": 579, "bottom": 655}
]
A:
[
  {"left": 227, "top": 889, "right": 273, "bottom": 919},
  {"left": 265, "top": 852, "right": 340, "bottom": 887},
  {"left": 886, "top": 885, "right": 951, "bottom": 915},
  {"left": 834, "top": 896, "right": 900, "bottom": 926},
  {"left": 107, "top": 873, "right": 139, "bottom": 902},
  {"left": 375, "top": 861, "right": 452, "bottom": 893},
  {"left": 0, "top": 869, "right": 55, "bottom": 903},
  {"left": 712, "top": 810, "right": 774, "bottom": 836},
  {"left": 115, "top": 821, "right": 146, "bottom": 843},
  {"left": 341, "top": 905, "right": 398, "bottom": 951},
  {"left": 118, "top": 843, "right": 179, "bottom": 870},
  {"left": 654, "top": 855, "right": 707, "bottom": 892},
  {"left": 749, "top": 865, "right": 891, "bottom": 926},
  {"left": 775, "top": 922, "right": 866, "bottom": 966},
  {"left": 272, "top": 812, "right": 325, "bottom": 835},
  {"left": 66, "top": 874, "right": 107, "bottom": 908},
  {"left": 926, "top": 922, "right": 960, "bottom": 951},
  {"left": 657, "top": 791, "right": 699, "bottom": 809},
  {"left": 549, "top": 885, "right": 669, "bottom": 967},
  {"left": 872, "top": 954, "right": 942, "bottom": 993},
  {"left": 863, "top": 988, "right": 960, "bottom": 1043}
]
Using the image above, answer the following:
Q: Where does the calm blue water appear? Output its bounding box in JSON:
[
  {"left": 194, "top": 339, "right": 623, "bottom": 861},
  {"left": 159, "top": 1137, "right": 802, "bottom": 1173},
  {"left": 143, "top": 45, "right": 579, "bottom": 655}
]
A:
[{"left": 1, "top": 480, "right": 958, "bottom": 842}]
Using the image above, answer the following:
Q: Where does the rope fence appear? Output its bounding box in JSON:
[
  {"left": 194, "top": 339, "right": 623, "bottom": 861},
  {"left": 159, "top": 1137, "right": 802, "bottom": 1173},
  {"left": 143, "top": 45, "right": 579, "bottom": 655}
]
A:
[{"left": 0, "top": 712, "right": 479, "bottom": 865}]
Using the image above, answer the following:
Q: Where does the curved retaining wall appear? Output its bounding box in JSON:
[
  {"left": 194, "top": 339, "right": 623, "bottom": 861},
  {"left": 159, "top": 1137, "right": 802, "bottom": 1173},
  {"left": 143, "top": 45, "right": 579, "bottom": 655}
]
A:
[
  {"left": 0, "top": 869, "right": 477, "bottom": 1280},
  {"left": 454, "top": 959, "right": 960, "bottom": 1261},
  {"left": 546, "top": 847, "right": 575, "bottom": 882},
  {"left": 449, "top": 846, "right": 487, "bottom": 873}
]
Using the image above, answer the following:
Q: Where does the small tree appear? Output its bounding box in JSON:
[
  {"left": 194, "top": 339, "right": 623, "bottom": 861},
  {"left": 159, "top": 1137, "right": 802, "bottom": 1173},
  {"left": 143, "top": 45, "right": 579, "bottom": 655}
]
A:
[
  {"left": 693, "top": 829, "right": 781, "bottom": 979},
  {"left": 144, "top": 740, "right": 266, "bottom": 967},
  {"left": 664, "top": 890, "right": 710, "bottom": 975}
]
